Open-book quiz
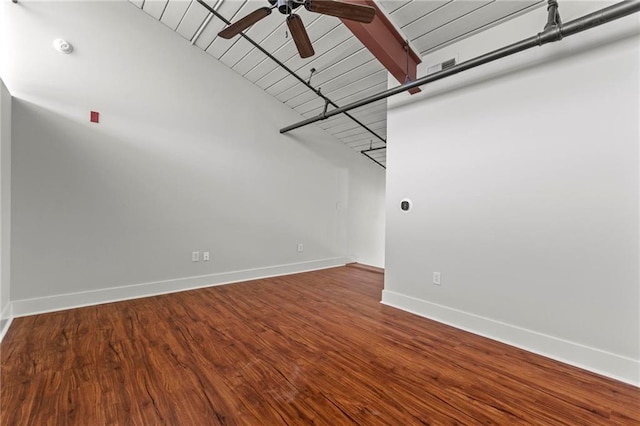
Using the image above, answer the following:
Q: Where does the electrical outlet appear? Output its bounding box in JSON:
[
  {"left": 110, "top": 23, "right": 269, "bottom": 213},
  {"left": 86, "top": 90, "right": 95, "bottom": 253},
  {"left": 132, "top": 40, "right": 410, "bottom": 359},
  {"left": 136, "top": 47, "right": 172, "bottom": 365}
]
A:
[
  {"left": 297, "top": 243, "right": 304, "bottom": 253},
  {"left": 203, "top": 251, "right": 210, "bottom": 261},
  {"left": 192, "top": 251, "right": 200, "bottom": 262},
  {"left": 433, "top": 272, "right": 441, "bottom": 286}
]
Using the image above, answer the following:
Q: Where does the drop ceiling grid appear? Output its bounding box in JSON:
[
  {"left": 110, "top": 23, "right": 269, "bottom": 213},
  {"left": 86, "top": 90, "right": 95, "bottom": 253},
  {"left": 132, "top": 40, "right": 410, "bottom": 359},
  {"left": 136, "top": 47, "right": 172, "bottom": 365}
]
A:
[{"left": 129, "top": 0, "right": 546, "bottom": 169}]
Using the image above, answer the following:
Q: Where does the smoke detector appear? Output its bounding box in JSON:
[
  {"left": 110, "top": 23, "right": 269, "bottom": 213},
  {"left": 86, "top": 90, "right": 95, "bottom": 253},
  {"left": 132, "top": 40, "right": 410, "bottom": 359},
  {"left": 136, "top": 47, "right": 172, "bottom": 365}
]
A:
[{"left": 53, "top": 39, "right": 73, "bottom": 54}]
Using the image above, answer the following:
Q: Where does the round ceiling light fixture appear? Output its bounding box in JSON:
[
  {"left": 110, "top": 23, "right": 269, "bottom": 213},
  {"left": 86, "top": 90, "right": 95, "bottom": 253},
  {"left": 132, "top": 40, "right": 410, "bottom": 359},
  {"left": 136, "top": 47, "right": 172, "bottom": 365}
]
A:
[{"left": 53, "top": 38, "right": 73, "bottom": 54}]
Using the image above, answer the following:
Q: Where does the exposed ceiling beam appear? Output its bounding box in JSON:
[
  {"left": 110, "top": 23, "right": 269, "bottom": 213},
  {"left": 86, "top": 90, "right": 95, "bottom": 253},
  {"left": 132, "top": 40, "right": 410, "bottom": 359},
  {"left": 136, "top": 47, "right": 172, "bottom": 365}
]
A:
[{"left": 340, "top": 0, "right": 422, "bottom": 94}]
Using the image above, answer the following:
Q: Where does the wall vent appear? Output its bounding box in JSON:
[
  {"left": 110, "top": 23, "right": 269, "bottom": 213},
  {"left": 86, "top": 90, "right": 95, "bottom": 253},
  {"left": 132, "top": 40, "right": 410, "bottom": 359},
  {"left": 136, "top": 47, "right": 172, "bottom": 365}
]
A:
[
  {"left": 442, "top": 58, "right": 457, "bottom": 69},
  {"left": 426, "top": 57, "right": 458, "bottom": 75}
]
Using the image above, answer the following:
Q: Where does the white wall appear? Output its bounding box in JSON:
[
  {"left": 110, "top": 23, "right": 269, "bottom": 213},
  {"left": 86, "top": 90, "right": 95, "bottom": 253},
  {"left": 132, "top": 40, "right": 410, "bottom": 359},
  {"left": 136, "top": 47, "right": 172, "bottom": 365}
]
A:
[
  {"left": 384, "top": 2, "right": 639, "bottom": 385},
  {"left": 0, "top": 78, "right": 11, "bottom": 337},
  {"left": 347, "top": 158, "right": 385, "bottom": 268},
  {"left": 0, "top": 0, "right": 384, "bottom": 314}
]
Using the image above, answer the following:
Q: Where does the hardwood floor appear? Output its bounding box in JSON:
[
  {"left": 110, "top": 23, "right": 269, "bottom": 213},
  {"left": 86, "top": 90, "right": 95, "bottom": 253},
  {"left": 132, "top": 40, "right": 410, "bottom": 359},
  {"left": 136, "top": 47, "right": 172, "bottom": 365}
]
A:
[{"left": 1, "top": 266, "right": 638, "bottom": 425}]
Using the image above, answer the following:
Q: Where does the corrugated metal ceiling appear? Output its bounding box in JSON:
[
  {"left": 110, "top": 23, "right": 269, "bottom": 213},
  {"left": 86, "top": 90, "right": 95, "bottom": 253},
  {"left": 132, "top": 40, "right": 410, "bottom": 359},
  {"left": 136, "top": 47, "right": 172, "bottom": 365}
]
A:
[{"left": 129, "top": 0, "right": 544, "bottom": 168}]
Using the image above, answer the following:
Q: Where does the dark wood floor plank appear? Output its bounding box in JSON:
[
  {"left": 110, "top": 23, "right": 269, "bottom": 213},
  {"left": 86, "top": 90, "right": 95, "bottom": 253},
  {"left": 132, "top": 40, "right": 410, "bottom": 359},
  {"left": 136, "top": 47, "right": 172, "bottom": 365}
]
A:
[{"left": 2, "top": 266, "right": 639, "bottom": 425}]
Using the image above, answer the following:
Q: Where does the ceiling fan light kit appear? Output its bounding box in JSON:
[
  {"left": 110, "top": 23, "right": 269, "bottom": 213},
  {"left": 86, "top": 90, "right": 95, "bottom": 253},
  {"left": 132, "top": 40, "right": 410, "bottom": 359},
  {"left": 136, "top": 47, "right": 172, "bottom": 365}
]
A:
[{"left": 217, "top": 0, "right": 375, "bottom": 58}]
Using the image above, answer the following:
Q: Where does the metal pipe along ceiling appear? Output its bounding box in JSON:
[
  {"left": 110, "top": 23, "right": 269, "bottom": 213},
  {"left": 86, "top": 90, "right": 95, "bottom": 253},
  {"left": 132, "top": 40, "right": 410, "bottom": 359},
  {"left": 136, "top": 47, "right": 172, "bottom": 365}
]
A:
[
  {"left": 196, "top": 0, "right": 387, "bottom": 145},
  {"left": 280, "top": 0, "right": 640, "bottom": 134},
  {"left": 360, "top": 145, "right": 387, "bottom": 169}
]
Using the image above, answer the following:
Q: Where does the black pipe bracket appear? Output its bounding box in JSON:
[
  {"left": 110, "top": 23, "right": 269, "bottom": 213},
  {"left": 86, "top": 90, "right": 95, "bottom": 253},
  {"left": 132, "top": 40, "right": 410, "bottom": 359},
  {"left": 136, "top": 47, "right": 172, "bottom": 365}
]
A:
[{"left": 538, "top": 0, "right": 563, "bottom": 45}]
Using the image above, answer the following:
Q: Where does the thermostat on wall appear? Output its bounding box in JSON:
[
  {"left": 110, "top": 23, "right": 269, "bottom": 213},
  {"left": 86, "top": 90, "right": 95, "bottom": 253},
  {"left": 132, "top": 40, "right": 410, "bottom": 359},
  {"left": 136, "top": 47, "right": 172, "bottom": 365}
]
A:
[{"left": 400, "top": 198, "right": 412, "bottom": 212}]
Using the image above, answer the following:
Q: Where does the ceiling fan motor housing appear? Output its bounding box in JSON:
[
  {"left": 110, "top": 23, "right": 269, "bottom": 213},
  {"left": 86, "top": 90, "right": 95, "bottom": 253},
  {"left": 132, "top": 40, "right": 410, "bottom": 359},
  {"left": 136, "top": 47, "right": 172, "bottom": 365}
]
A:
[{"left": 274, "top": 0, "right": 302, "bottom": 14}]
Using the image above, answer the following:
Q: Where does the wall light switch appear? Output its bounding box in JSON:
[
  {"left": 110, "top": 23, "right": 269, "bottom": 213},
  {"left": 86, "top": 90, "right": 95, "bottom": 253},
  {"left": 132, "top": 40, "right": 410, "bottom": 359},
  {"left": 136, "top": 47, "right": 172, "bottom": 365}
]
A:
[
  {"left": 203, "top": 251, "right": 210, "bottom": 261},
  {"left": 192, "top": 251, "right": 200, "bottom": 262},
  {"left": 297, "top": 243, "right": 304, "bottom": 253}
]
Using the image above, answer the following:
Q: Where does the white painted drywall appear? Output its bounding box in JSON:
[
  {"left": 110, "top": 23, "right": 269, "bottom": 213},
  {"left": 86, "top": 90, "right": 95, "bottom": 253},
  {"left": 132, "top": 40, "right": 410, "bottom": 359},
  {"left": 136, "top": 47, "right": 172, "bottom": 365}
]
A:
[
  {"left": 0, "top": 1, "right": 384, "bottom": 306},
  {"left": 0, "top": 78, "right": 11, "bottom": 332},
  {"left": 384, "top": 1, "right": 639, "bottom": 384},
  {"left": 347, "top": 158, "right": 385, "bottom": 268}
]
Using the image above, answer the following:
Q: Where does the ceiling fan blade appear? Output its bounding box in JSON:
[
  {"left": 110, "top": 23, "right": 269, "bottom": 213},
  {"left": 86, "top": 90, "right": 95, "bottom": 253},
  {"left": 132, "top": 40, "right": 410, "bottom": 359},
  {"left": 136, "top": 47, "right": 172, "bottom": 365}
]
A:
[
  {"left": 287, "top": 14, "right": 315, "bottom": 59},
  {"left": 218, "top": 7, "right": 272, "bottom": 39},
  {"left": 305, "top": 0, "right": 375, "bottom": 24}
]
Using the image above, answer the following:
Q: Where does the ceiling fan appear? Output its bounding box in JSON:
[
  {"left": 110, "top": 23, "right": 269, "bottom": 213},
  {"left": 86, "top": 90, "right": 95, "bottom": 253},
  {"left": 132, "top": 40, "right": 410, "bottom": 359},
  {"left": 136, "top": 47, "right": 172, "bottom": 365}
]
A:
[{"left": 218, "top": 0, "right": 376, "bottom": 59}]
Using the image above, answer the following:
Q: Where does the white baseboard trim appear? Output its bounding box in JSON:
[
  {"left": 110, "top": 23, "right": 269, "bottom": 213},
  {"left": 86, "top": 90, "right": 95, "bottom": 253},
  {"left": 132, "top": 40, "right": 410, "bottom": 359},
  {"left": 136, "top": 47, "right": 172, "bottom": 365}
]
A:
[
  {"left": 11, "top": 257, "right": 352, "bottom": 318},
  {"left": 382, "top": 289, "right": 640, "bottom": 387},
  {"left": 0, "top": 302, "right": 13, "bottom": 343}
]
